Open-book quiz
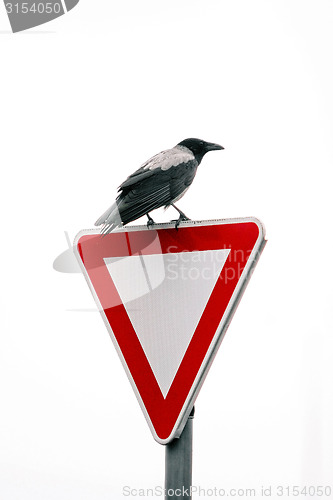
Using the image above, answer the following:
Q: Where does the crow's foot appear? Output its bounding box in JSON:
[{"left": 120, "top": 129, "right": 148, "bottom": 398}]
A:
[
  {"left": 171, "top": 214, "right": 191, "bottom": 230},
  {"left": 146, "top": 213, "right": 155, "bottom": 228}
]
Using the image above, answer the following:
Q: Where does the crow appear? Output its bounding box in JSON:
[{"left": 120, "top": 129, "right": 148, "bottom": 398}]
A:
[{"left": 95, "top": 138, "right": 224, "bottom": 234}]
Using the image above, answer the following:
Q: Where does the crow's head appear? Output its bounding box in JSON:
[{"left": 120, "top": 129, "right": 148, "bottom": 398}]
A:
[{"left": 177, "top": 138, "right": 224, "bottom": 163}]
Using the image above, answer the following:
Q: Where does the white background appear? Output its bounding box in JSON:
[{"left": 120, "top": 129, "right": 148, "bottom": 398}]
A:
[{"left": 1, "top": 1, "right": 333, "bottom": 499}]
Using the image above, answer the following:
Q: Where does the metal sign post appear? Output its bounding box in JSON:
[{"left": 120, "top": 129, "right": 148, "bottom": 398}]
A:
[{"left": 165, "top": 407, "right": 195, "bottom": 500}]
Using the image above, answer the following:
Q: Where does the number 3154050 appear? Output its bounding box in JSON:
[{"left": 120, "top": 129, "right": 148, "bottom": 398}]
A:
[{"left": 5, "top": 3, "right": 62, "bottom": 14}]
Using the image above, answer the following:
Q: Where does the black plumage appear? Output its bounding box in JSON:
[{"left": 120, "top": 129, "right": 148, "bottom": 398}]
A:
[{"left": 95, "top": 138, "right": 224, "bottom": 234}]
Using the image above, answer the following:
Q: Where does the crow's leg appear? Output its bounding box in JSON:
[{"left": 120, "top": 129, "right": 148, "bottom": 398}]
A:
[
  {"left": 146, "top": 213, "right": 155, "bottom": 228},
  {"left": 171, "top": 204, "right": 190, "bottom": 220},
  {"left": 171, "top": 204, "right": 190, "bottom": 230}
]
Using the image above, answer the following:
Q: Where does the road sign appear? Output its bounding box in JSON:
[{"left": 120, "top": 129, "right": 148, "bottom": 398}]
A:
[{"left": 74, "top": 218, "right": 265, "bottom": 444}]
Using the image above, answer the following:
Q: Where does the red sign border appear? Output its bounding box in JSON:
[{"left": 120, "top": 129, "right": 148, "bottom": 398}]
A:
[{"left": 74, "top": 218, "right": 266, "bottom": 444}]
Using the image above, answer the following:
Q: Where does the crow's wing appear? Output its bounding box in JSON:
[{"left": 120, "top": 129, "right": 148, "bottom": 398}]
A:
[{"left": 117, "top": 160, "right": 197, "bottom": 225}]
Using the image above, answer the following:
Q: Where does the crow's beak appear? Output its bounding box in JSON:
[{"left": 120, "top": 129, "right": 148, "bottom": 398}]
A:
[{"left": 206, "top": 142, "right": 224, "bottom": 151}]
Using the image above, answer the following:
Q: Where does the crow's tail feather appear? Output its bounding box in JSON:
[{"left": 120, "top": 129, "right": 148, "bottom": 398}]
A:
[
  {"left": 94, "top": 201, "right": 117, "bottom": 226},
  {"left": 94, "top": 201, "right": 122, "bottom": 235}
]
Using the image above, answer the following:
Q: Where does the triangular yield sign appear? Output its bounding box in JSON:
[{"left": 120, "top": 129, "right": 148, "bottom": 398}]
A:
[{"left": 74, "top": 218, "right": 265, "bottom": 443}]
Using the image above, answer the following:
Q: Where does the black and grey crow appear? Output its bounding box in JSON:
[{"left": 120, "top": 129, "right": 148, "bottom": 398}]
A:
[{"left": 95, "top": 138, "right": 224, "bottom": 234}]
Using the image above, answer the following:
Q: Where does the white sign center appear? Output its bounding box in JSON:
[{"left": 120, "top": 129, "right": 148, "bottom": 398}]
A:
[{"left": 105, "top": 249, "right": 230, "bottom": 397}]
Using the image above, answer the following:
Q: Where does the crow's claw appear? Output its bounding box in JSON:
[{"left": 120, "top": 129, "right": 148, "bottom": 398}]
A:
[
  {"left": 171, "top": 214, "right": 191, "bottom": 230},
  {"left": 146, "top": 213, "right": 155, "bottom": 228}
]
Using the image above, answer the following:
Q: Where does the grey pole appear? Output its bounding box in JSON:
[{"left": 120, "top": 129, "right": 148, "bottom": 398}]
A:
[{"left": 165, "top": 406, "right": 194, "bottom": 500}]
